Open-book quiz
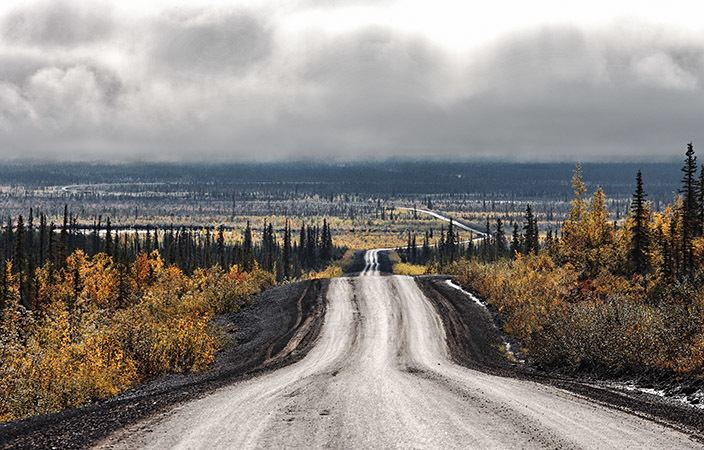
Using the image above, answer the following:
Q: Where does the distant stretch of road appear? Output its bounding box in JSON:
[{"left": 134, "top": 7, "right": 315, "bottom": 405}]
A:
[
  {"left": 397, "top": 207, "right": 486, "bottom": 237},
  {"left": 101, "top": 249, "right": 699, "bottom": 449}
]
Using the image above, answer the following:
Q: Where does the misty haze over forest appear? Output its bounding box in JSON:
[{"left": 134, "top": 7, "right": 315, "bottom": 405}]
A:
[{"left": 0, "top": 0, "right": 703, "bottom": 162}]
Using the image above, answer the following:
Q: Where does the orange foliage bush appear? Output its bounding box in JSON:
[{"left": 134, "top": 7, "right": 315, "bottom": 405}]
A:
[{"left": 0, "top": 251, "right": 273, "bottom": 423}]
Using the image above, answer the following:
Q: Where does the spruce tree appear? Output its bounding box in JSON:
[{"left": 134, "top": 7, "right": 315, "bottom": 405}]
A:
[
  {"left": 38, "top": 213, "right": 46, "bottom": 266},
  {"left": 545, "top": 228, "right": 554, "bottom": 250},
  {"left": 217, "top": 225, "right": 225, "bottom": 268},
  {"left": 60, "top": 204, "right": 69, "bottom": 264},
  {"left": 105, "top": 218, "right": 113, "bottom": 257},
  {"left": 629, "top": 170, "right": 650, "bottom": 275},
  {"left": 320, "top": 219, "right": 332, "bottom": 263},
  {"left": 243, "top": 221, "right": 254, "bottom": 271},
  {"left": 495, "top": 218, "right": 506, "bottom": 257},
  {"left": 47, "top": 221, "right": 55, "bottom": 264},
  {"left": 422, "top": 230, "right": 430, "bottom": 263},
  {"left": 523, "top": 204, "right": 538, "bottom": 255},
  {"left": 447, "top": 219, "right": 457, "bottom": 262},
  {"left": 510, "top": 222, "right": 520, "bottom": 258},
  {"left": 26, "top": 210, "right": 34, "bottom": 309},
  {"left": 145, "top": 226, "right": 152, "bottom": 253},
  {"left": 411, "top": 233, "right": 417, "bottom": 263},
  {"left": 699, "top": 166, "right": 704, "bottom": 236},
  {"left": 14, "top": 216, "right": 27, "bottom": 309},
  {"left": 679, "top": 143, "right": 699, "bottom": 277},
  {"left": 283, "top": 220, "right": 292, "bottom": 279},
  {"left": 298, "top": 223, "right": 306, "bottom": 268},
  {"left": 93, "top": 215, "right": 102, "bottom": 254}
]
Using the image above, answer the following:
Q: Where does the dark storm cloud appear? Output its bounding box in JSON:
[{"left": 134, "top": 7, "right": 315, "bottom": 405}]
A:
[
  {"left": 0, "top": 2, "right": 703, "bottom": 162},
  {"left": 2, "top": 0, "right": 114, "bottom": 47}
]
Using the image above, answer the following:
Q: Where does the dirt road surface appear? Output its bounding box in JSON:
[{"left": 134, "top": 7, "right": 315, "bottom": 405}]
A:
[{"left": 99, "top": 250, "right": 701, "bottom": 449}]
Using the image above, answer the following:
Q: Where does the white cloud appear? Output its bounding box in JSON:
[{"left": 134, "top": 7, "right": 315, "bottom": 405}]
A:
[
  {"left": 633, "top": 53, "right": 698, "bottom": 90},
  {"left": 2, "top": 0, "right": 114, "bottom": 47},
  {"left": 0, "top": 1, "right": 703, "bottom": 161}
]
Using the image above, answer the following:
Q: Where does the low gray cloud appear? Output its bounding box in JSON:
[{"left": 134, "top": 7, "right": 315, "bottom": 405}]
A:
[
  {"left": 2, "top": 0, "right": 114, "bottom": 47},
  {"left": 150, "top": 9, "right": 273, "bottom": 77},
  {"left": 0, "top": 1, "right": 703, "bottom": 161}
]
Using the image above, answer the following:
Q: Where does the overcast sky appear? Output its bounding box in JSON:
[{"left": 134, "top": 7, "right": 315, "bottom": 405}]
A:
[{"left": 1, "top": 0, "right": 704, "bottom": 162}]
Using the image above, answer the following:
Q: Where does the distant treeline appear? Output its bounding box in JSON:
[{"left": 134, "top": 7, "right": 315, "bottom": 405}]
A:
[
  {"left": 0, "top": 206, "right": 341, "bottom": 312},
  {"left": 402, "top": 143, "right": 704, "bottom": 282},
  {"left": 0, "top": 161, "right": 683, "bottom": 200}
]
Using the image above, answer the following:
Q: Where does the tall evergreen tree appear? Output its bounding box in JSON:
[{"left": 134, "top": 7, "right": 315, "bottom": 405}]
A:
[
  {"left": 38, "top": 213, "right": 47, "bottom": 266},
  {"left": 93, "top": 215, "right": 102, "bottom": 254},
  {"left": 629, "top": 170, "right": 650, "bottom": 275},
  {"left": 298, "top": 222, "right": 306, "bottom": 268},
  {"left": 510, "top": 222, "right": 520, "bottom": 258},
  {"left": 217, "top": 225, "right": 225, "bottom": 268},
  {"left": 523, "top": 204, "right": 538, "bottom": 255},
  {"left": 411, "top": 233, "right": 417, "bottom": 263},
  {"left": 145, "top": 226, "right": 152, "bottom": 253},
  {"left": 59, "top": 204, "right": 69, "bottom": 265},
  {"left": 320, "top": 219, "right": 332, "bottom": 263},
  {"left": 422, "top": 230, "right": 430, "bottom": 263},
  {"left": 242, "top": 221, "right": 254, "bottom": 271},
  {"left": 14, "top": 216, "right": 28, "bottom": 309},
  {"left": 447, "top": 219, "right": 458, "bottom": 262},
  {"left": 26, "top": 210, "right": 35, "bottom": 309},
  {"left": 105, "top": 218, "right": 113, "bottom": 256},
  {"left": 544, "top": 228, "right": 554, "bottom": 251},
  {"left": 495, "top": 218, "right": 506, "bottom": 257},
  {"left": 282, "top": 220, "right": 292, "bottom": 279},
  {"left": 679, "top": 143, "right": 699, "bottom": 277},
  {"left": 699, "top": 166, "right": 704, "bottom": 236},
  {"left": 47, "top": 222, "right": 55, "bottom": 264}
]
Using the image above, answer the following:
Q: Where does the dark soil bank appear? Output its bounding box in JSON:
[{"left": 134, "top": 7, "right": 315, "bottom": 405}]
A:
[
  {"left": 417, "top": 277, "right": 704, "bottom": 442},
  {"left": 0, "top": 280, "right": 328, "bottom": 450}
]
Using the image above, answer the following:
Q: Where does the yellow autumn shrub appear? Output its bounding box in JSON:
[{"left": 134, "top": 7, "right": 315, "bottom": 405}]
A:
[
  {"left": 445, "top": 254, "right": 704, "bottom": 376},
  {"left": 393, "top": 262, "right": 427, "bottom": 276},
  {"left": 0, "top": 250, "right": 271, "bottom": 423},
  {"left": 305, "top": 265, "right": 343, "bottom": 279}
]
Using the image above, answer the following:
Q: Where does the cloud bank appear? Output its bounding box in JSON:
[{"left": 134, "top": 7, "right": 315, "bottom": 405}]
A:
[{"left": 1, "top": 0, "right": 704, "bottom": 161}]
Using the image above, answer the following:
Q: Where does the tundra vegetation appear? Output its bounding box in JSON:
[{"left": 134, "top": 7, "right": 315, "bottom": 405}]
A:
[
  {"left": 0, "top": 161, "right": 681, "bottom": 252},
  {"left": 398, "top": 145, "right": 704, "bottom": 377},
  {"left": 0, "top": 211, "right": 342, "bottom": 422}
]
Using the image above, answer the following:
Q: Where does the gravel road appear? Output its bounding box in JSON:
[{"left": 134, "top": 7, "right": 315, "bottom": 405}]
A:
[{"left": 99, "top": 250, "right": 702, "bottom": 449}]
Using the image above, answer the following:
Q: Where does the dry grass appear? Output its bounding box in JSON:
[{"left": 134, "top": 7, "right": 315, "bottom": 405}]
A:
[
  {"left": 393, "top": 262, "right": 428, "bottom": 276},
  {"left": 305, "top": 265, "right": 344, "bottom": 279}
]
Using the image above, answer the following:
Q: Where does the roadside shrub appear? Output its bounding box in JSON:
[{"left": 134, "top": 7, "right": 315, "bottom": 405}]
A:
[
  {"left": 393, "top": 262, "right": 427, "bottom": 276},
  {"left": 306, "top": 264, "right": 343, "bottom": 279},
  {"left": 445, "top": 255, "right": 704, "bottom": 377},
  {"left": 0, "top": 251, "right": 270, "bottom": 423}
]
